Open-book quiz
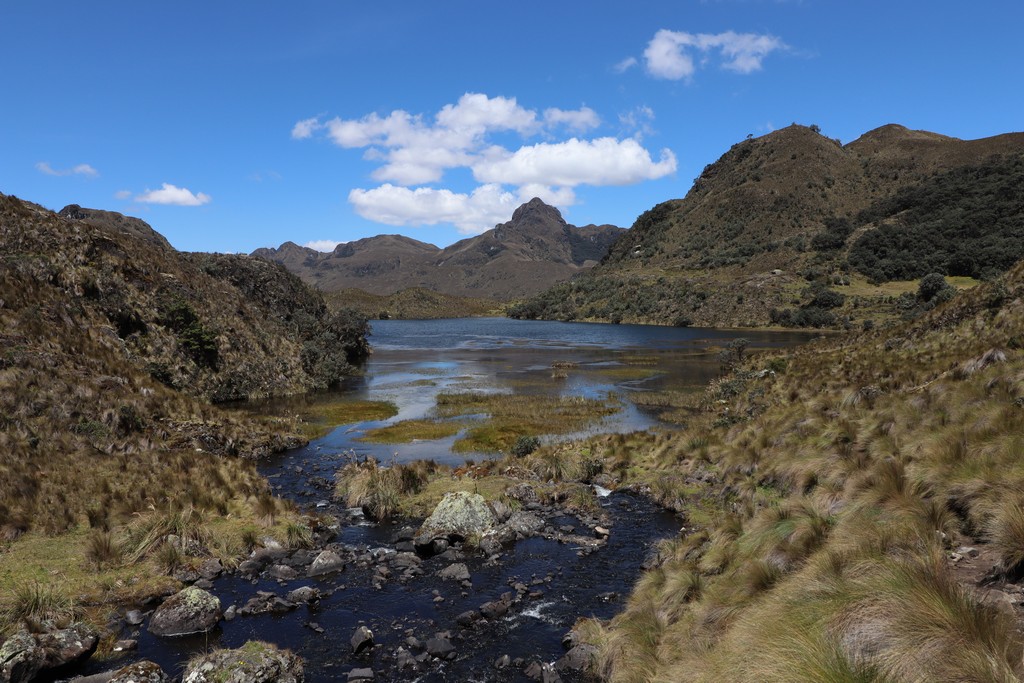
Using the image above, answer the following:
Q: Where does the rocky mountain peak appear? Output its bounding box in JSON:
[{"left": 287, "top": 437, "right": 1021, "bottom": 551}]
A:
[{"left": 507, "top": 198, "right": 566, "bottom": 229}]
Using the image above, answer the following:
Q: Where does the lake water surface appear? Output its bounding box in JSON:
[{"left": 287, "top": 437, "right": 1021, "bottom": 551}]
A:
[{"left": 260, "top": 318, "right": 819, "bottom": 500}]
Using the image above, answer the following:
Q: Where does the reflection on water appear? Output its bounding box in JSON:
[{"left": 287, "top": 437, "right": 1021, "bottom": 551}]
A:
[{"left": 260, "top": 318, "right": 818, "bottom": 503}]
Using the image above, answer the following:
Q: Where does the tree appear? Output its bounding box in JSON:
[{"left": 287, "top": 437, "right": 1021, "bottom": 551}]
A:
[{"left": 918, "top": 273, "right": 951, "bottom": 302}]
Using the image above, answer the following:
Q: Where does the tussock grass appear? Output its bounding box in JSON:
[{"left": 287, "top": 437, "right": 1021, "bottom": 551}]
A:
[
  {"left": 1, "top": 581, "right": 78, "bottom": 631},
  {"left": 335, "top": 458, "right": 438, "bottom": 520},
  {"left": 573, "top": 265, "right": 1024, "bottom": 681}
]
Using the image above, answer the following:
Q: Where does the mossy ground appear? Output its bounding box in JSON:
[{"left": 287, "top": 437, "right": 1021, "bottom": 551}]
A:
[
  {"left": 434, "top": 391, "right": 618, "bottom": 453},
  {"left": 358, "top": 419, "right": 465, "bottom": 444}
]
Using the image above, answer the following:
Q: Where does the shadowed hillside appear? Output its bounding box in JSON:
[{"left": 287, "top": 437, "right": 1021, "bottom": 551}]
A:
[{"left": 0, "top": 192, "right": 368, "bottom": 537}]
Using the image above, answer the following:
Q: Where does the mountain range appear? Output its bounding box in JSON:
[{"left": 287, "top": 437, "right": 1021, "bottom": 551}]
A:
[
  {"left": 252, "top": 198, "right": 624, "bottom": 301},
  {"left": 511, "top": 123, "right": 1024, "bottom": 327}
]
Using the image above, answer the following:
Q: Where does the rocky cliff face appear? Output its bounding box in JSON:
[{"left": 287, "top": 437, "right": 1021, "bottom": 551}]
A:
[{"left": 254, "top": 199, "right": 624, "bottom": 300}]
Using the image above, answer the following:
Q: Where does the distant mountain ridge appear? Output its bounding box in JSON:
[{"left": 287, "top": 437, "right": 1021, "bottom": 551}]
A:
[
  {"left": 511, "top": 123, "right": 1024, "bottom": 327},
  {"left": 253, "top": 198, "right": 625, "bottom": 301}
]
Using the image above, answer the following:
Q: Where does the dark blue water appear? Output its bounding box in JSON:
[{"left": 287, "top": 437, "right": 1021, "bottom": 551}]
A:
[{"left": 369, "top": 317, "right": 816, "bottom": 352}]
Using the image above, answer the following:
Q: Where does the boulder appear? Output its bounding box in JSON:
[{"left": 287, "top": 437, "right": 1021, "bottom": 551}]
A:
[
  {"left": 285, "top": 586, "right": 322, "bottom": 605},
  {"left": 238, "top": 591, "right": 295, "bottom": 616},
  {"left": 110, "top": 659, "right": 171, "bottom": 682},
  {"left": 415, "top": 492, "right": 497, "bottom": 551},
  {"left": 307, "top": 550, "right": 345, "bottom": 577},
  {"left": 148, "top": 586, "right": 222, "bottom": 637},
  {"left": 425, "top": 635, "right": 455, "bottom": 660},
  {"left": 182, "top": 640, "right": 303, "bottom": 682},
  {"left": 268, "top": 564, "right": 298, "bottom": 581},
  {"left": 0, "top": 623, "right": 99, "bottom": 683},
  {"left": 505, "top": 511, "right": 545, "bottom": 537},
  {"left": 505, "top": 483, "right": 539, "bottom": 503},
  {"left": 198, "top": 558, "right": 224, "bottom": 580},
  {"left": 555, "top": 644, "right": 599, "bottom": 673},
  {"left": 436, "top": 563, "right": 471, "bottom": 582},
  {"left": 347, "top": 668, "right": 374, "bottom": 681},
  {"left": 351, "top": 625, "right": 374, "bottom": 655}
]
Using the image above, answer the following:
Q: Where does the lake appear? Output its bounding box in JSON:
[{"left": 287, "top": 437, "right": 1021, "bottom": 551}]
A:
[{"left": 260, "top": 318, "right": 819, "bottom": 503}]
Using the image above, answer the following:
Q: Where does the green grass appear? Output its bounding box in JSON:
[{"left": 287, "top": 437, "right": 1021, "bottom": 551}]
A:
[
  {"left": 358, "top": 419, "right": 464, "bottom": 444},
  {"left": 434, "top": 391, "right": 618, "bottom": 453},
  {"left": 299, "top": 399, "right": 398, "bottom": 437}
]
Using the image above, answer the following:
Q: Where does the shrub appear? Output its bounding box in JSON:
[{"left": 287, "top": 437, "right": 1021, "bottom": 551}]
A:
[{"left": 512, "top": 435, "right": 541, "bottom": 457}]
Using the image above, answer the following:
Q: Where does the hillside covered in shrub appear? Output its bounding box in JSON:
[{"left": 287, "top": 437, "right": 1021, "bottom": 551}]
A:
[
  {"left": 0, "top": 192, "right": 369, "bottom": 537},
  {"left": 512, "top": 124, "right": 1024, "bottom": 328}
]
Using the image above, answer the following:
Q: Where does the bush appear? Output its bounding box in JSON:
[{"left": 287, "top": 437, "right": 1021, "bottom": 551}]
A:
[
  {"left": 512, "top": 435, "right": 541, "bottom": 458},
  {"left": 918, "top": 273, "right": 951, "bottom": 302}
]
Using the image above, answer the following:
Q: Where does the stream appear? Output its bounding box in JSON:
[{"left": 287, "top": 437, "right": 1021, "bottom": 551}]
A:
[{"left": 85, "top": 319, "right": 818, "bottom": 681}]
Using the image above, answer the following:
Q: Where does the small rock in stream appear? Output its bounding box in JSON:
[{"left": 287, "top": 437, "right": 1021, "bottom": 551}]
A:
[{"left": 351, "top": 625, "right": 374, "bottom": 655}]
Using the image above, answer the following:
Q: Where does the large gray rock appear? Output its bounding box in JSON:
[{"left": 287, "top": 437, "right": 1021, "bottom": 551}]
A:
[
  {"left": 148, "top": 586, "right": 222, "bottom": 637},
  {"left": 555, "top": 644, "right": 599, "bottom": 673},
  {"left": 0, "top": 623, "right": 99, "bottom": 683},
  {"left": 307, "top": 550, "right": 345, "bottom": 577},
  {"left": 436, "top": 563, "right": 471, "bottom": 582},
  {"left": 183, "top": 641, "right": 303, "bottom": 683},
  {"left": 415, "top": 492, "right": 497, "bottom": 550},
  {"left": 505, "top": 511, "right": 545, "bottom": 537}
]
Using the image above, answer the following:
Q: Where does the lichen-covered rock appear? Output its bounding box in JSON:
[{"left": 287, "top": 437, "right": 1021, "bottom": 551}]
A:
[
  {"left": 307, "top": 550, "right": 345, "bottom": 577},
  {"left": 0, "top": 629, "right": 45, "bottom": 683},
  {"left": 0, "top": 623, "right": 99, "bottom": 683},
  {"left": 183, "top": 641, "right": 303, "bottom": 683},
  {"left": 148, "top": 586, "right": 222, "bottom": 637},
  {"left": 110, "top": 659, "right": 171, "bottom": 682},
  {"left": 415, "top": 492, "right": 497, "bottom": 550}
]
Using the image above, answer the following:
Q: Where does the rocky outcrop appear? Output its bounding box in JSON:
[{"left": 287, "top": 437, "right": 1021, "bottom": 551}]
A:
[
  {"left": 0, "top": 623, "right": 98, "bottom": 683},
  {"left": 109, "top": 660, "right": 171, "bottom": 683},
  {"left": 415, "top": 492, "right": 497, "bottom": 553},
  {"left": 182, "top": 641, "right": 303, "bottom": 683},
  {"left": 148, "top": 586, "right": 222, "bottom": 637}
]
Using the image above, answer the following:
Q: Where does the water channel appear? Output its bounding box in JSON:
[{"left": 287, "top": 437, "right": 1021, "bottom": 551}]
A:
[{"left": 95, "top": 319, "right": 818, "bottom": 681}]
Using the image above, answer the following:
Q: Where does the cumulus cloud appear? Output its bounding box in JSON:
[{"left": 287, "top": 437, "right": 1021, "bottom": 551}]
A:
[
  {"left": 297, "top": 93, "right": 678, "bottom": 233},
  {"left": 349, "top": 183, "right": 520, "bottom": 234},
  {"left": 135, "top": 183, "right": 211, "bottom": 206},
  {"left": 643, "top": 29, "right": 786, "bottom": 80},
  {"left": 304, "top": 239, "right": 345, "bottom": 252},
  {"left": 291, "top": 117, "right": 321, "bottom": 139},
  {"left": 36, "top": 161, "right": 98, "bottom": 178},
  {"left": 474, "top": 137, "right": 676, "bottom": 187}
]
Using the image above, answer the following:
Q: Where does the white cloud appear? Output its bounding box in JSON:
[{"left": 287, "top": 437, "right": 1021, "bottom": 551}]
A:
[
  {"left": 304, "top": 239, "right": 345, "bottom": 252},
  {"left": 291, "top": 116, "right": 321, "bottom": 139},
  {"left": 349, "top": 183, "right": 521, "bottom": 235},
  {"left": 543, "top": 106, "right": 600, "bottom": 132},
  {"left": 643, "top": 29, "right": 786, "bottom": 80},
  {"left": 297, "top": 93, "right": 678, "bottom": 233},
  {"left": 135, "top": 183, "right": 211, "bottom": 206},
  {"left": 114, "top": 190, "right": 132, "bottom": 200},
  {"left": 473, "top": 137, "right": 677, "bottom": 187},
  {"left": 613, "top": 56, "right": 638, "bottom": 73},
  {"left": 36, "top": 161, "right": 98, "bottom": 178}
]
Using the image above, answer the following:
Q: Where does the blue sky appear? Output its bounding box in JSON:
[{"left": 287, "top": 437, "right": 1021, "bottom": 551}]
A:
[{"left": 2, "top": 1, "right": 1022, "bottom": 253}]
